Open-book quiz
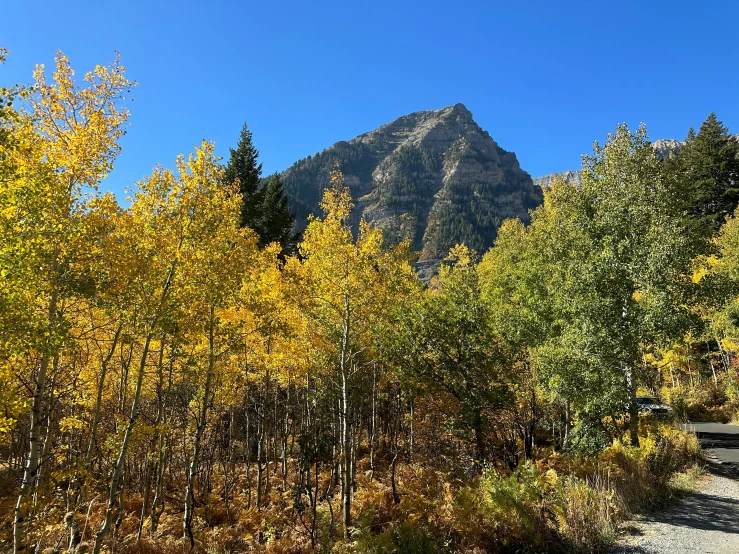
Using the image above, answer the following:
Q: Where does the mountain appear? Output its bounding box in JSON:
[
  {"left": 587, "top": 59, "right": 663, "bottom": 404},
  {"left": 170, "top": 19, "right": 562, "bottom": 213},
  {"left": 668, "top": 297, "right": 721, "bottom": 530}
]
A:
[{"left": 280, "top": 104, "right": 542, "bottom": 275}]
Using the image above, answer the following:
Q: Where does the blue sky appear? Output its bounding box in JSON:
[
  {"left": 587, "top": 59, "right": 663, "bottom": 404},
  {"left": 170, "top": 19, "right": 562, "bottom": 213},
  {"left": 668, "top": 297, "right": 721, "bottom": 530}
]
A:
[{"left": 2, "top": 0, "right": 738, "bottom": 200}]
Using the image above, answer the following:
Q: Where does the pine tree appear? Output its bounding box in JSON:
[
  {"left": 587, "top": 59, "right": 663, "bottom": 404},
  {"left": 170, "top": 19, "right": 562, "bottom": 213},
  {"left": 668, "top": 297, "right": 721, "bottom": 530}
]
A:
[
  {"left": 676, "top": 113, "right": 739, "bottom": 234},
  {"left": 224, "top": 123, "right": 264, "bottom": 230},
  {"left": 259, "top": 173, "right": 297, "bottom": 254}
]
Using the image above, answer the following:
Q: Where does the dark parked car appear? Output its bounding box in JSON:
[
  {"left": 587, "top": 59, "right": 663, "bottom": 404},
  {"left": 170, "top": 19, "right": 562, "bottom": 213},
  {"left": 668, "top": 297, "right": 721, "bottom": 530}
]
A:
[{"left": 636, "top": 396, "right": 673, "bottom": 418}]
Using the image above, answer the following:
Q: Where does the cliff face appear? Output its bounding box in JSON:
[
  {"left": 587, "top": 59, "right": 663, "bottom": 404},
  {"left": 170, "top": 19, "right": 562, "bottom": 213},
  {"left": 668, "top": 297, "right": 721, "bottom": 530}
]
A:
[
  {"left": 532, "top": 170, "right": 583, "bottom": 189},
  {"left": 280, "top": 104, "right": 542, "bottom": 272}
]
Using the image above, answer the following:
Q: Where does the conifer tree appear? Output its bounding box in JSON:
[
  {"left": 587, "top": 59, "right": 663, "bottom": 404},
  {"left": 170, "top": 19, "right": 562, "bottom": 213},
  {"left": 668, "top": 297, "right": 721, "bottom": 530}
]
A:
[
  {"left": 224, "top": 123, "right": 264, "bottom": 230},
  {"left": 674, "top": 113, "right": 739, "bottom": 234},
  {"left": 259, "top": 173, "right": 298, "bottom": 254},
  {"left": 224, "top": 126, "right": 297, "bottom": 252}
]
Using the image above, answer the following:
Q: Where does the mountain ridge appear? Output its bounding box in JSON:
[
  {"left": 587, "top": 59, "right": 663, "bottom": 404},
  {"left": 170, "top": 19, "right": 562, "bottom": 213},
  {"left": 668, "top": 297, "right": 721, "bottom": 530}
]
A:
[{"left": 280, "top": 103, "right": 542, "bottom": 276}]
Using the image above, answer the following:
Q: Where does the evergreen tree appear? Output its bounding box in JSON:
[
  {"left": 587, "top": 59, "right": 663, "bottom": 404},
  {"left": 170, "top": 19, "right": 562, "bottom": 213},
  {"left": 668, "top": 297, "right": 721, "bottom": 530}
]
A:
[
  {"left": 224, "top": 123, "right": 264, "bottom": 230},
  {"left": 674, "top": 113, "right": 739, "bottom": 235},
  {"left": 259, "top": 173, "right": 298, "bottom": 254}
]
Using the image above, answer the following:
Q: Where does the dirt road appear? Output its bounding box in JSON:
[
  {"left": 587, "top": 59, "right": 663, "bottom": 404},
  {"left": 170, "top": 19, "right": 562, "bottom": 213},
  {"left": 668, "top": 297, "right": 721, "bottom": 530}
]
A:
[{"left": 614, "top": 422, "right": 739, "bottom": 554}]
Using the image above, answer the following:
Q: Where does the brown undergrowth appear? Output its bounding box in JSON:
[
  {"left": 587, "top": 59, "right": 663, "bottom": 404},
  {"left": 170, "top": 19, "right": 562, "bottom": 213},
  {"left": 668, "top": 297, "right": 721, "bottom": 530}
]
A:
[{"left": 8, "top": 422, "right": 701, "bottom": 554}]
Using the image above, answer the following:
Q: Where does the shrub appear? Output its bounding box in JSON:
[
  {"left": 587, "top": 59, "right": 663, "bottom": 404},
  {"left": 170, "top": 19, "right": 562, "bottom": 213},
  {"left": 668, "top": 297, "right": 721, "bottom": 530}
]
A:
[{"left": 553, "top": 477, "right": 618, "bottom": 552}]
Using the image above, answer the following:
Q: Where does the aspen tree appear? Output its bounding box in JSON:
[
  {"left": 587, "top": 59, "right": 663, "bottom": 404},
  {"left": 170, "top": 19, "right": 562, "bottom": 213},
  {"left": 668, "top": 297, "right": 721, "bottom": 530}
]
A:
[{"left": 0, "top": 52, "right": 133, "bottom": 553}]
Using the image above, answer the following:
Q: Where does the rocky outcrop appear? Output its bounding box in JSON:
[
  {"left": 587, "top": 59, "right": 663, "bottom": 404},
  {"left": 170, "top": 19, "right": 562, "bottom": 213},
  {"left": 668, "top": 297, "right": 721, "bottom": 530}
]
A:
[
  {"left": 652, "top": 138, "right": 683, "bottom": 159},
  {"left": 280, "top": 104, "right": 542, "bottom": 274},
  {"left": 532, "top": 170, "right": 583, "bottom": 189}
]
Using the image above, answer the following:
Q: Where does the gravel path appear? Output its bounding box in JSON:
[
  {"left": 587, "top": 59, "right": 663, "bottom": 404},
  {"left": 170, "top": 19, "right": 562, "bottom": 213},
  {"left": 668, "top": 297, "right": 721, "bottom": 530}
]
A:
[{"left": 613, "top": 422, "right": 739, "bottom": 554}]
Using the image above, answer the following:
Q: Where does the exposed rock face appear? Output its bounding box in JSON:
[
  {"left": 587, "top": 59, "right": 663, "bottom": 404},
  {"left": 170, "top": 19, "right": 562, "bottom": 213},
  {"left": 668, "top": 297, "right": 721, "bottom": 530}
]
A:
[
  {"left": 652, "top": 138, "right": 683, "bottom": 159},
  {"left": 280, "top": 104, "right": 542, "bottom": 273},
  {"left": 532, "top": 170, "right": 583, "bottom": 189}
]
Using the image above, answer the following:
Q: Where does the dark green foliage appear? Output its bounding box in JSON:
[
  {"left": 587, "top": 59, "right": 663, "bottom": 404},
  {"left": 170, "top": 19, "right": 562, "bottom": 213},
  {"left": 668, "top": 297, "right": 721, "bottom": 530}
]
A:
[
  {"left": 422, "top": 142, "right": 538, "bottom": 259},
  {"left": 353, "top": 508, "right": 451, "bottom": 554},
  {"left": 282, "top": 141, "right": 380, "bottom": 225},
  {"left": 224, "top": 124, "right": 297, "bottom": 253},
  {"left": 259, "top": 173, "right": 298, "bottom": 254},
  {"left": 224, "top": 123, "right": 264, "bottom": 230},
  {"left": 672, "top": 113, "right": 739, "bottom": 236},
  {"left": 375, "top": 146, "right": 442, "bottom": 202}
]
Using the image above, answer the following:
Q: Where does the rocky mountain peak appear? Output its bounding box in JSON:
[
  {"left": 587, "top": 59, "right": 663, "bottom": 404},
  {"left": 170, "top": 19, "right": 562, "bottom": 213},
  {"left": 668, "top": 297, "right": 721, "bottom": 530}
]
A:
[{"left": 280, "top": 105, "right": 542, "bottom": 277}]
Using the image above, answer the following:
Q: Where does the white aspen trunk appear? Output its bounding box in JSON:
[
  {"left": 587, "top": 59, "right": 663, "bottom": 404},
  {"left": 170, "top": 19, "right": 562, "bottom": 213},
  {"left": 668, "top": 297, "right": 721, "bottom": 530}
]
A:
[
  {"left": 34, "top": 355, "right": 59, "bottom": 509},
  {"left": 256, "top": 413, "right": 264, "bottom": 510},
  {"left": 150, "top": 341, "right": 171, "bottom": 534},
  {"left": 626, "top": 364, "right": 640, "bottom": 447},
  {"left": 14, "top": 283, "right": 58, "bottom": 554},
  {"left": 184, "top": 306, "right": 216, "bottom": 548},
  {"left": 77, "top": 323, "right": 123, "bottom": 509},
  {"left": 340, "top": 294, "right": 351, "bottom": 539},
  {"left": 369, "top": 363, "right": 377, "bottom": 481},
  {"left": 86, "top": 324, "right": 123, "bottom": 470}
]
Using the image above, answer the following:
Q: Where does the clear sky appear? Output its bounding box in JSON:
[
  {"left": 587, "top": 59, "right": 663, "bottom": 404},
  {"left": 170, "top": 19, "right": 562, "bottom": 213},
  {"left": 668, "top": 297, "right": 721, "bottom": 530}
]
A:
[{"left": 2, "top": 0, "right": 738, "bottom": 199}]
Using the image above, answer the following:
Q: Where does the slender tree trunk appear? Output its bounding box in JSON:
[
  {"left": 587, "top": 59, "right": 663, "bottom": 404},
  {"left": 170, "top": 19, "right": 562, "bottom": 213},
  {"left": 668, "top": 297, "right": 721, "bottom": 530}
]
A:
[
  {"left": 137, "top": 452, "right": 151, "bottom": 541},
  {"left": 14, "top": 284, "right": 58, "bottom": 554},
  {"left": 76, "top": 323, "right": 123, "bottom": 508},
  {"left": 150, "top": 343, "right": 171, "bottom": 535},
  {"left": 341, "top": 382, "right": 350, "bottom": 537},
  {"left": 256, "top": 411, "right": 264, "bottom": 510},
  {"left": 707, "top": 341, "right": 719, "bottom": 390},
  {"left": 92, "top": 334, "right": 154, "bottom": 554},
  {"left": 87, "top": 324, "right": 123, "bottom": 465},
  {"left": 715, "top": 334, "right": 731, "bottom": 373},
  {"left": 245, "top": 389, "right": 252, "bottom": 509},
  {"left": 34, "top": 355, "right": 59, "bottom": 508},
  {"left": 408, "top": 397, "right": 414, "bottom": 460},
  {"left": 390, "top": 402, "right": 401, "bottom": 505},
  {"left": 524, "top": 385, "right": 536, "bottom": 460},
  {"left": 184, "top": 306, "right": 216, "bottom": 548},
  {"left": 281, "top": 387, "right": 289, "bottom": 492},
  {"left": 340, "top": 295, "right": 352, "bottom": 539},
  {"left": 563, "top": 401, "right": 571, "bottom": 448},
  {"left": 149, "top": 433, "right": 168, "bottom": 535},
  {"left": 369, "top": 363, "right": 377, "bottom": 481},
  {"left": 626, "top": 363, "right": 640, "bottom": 447},
  {"left": 113, "top": 464, "right": 127, "bottom": 542}
]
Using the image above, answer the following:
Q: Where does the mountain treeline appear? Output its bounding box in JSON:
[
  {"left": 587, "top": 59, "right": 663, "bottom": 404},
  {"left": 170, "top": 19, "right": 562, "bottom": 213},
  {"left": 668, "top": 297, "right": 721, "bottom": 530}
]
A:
[{"left": 2, "top": 52, "right": 739, "bottom": 554}]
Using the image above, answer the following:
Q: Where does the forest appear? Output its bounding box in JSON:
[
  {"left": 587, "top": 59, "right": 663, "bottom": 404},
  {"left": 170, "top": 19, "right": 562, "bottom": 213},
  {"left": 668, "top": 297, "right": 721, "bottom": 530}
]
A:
[{"left": 2, "top": 52, "right": 739, "bottom": 554}]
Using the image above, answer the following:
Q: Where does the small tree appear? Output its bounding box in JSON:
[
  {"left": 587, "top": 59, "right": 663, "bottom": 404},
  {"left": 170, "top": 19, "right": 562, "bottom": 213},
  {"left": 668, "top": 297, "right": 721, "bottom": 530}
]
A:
[{"left": 483, "top": 126, "right": 697, "bottom": 449}]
